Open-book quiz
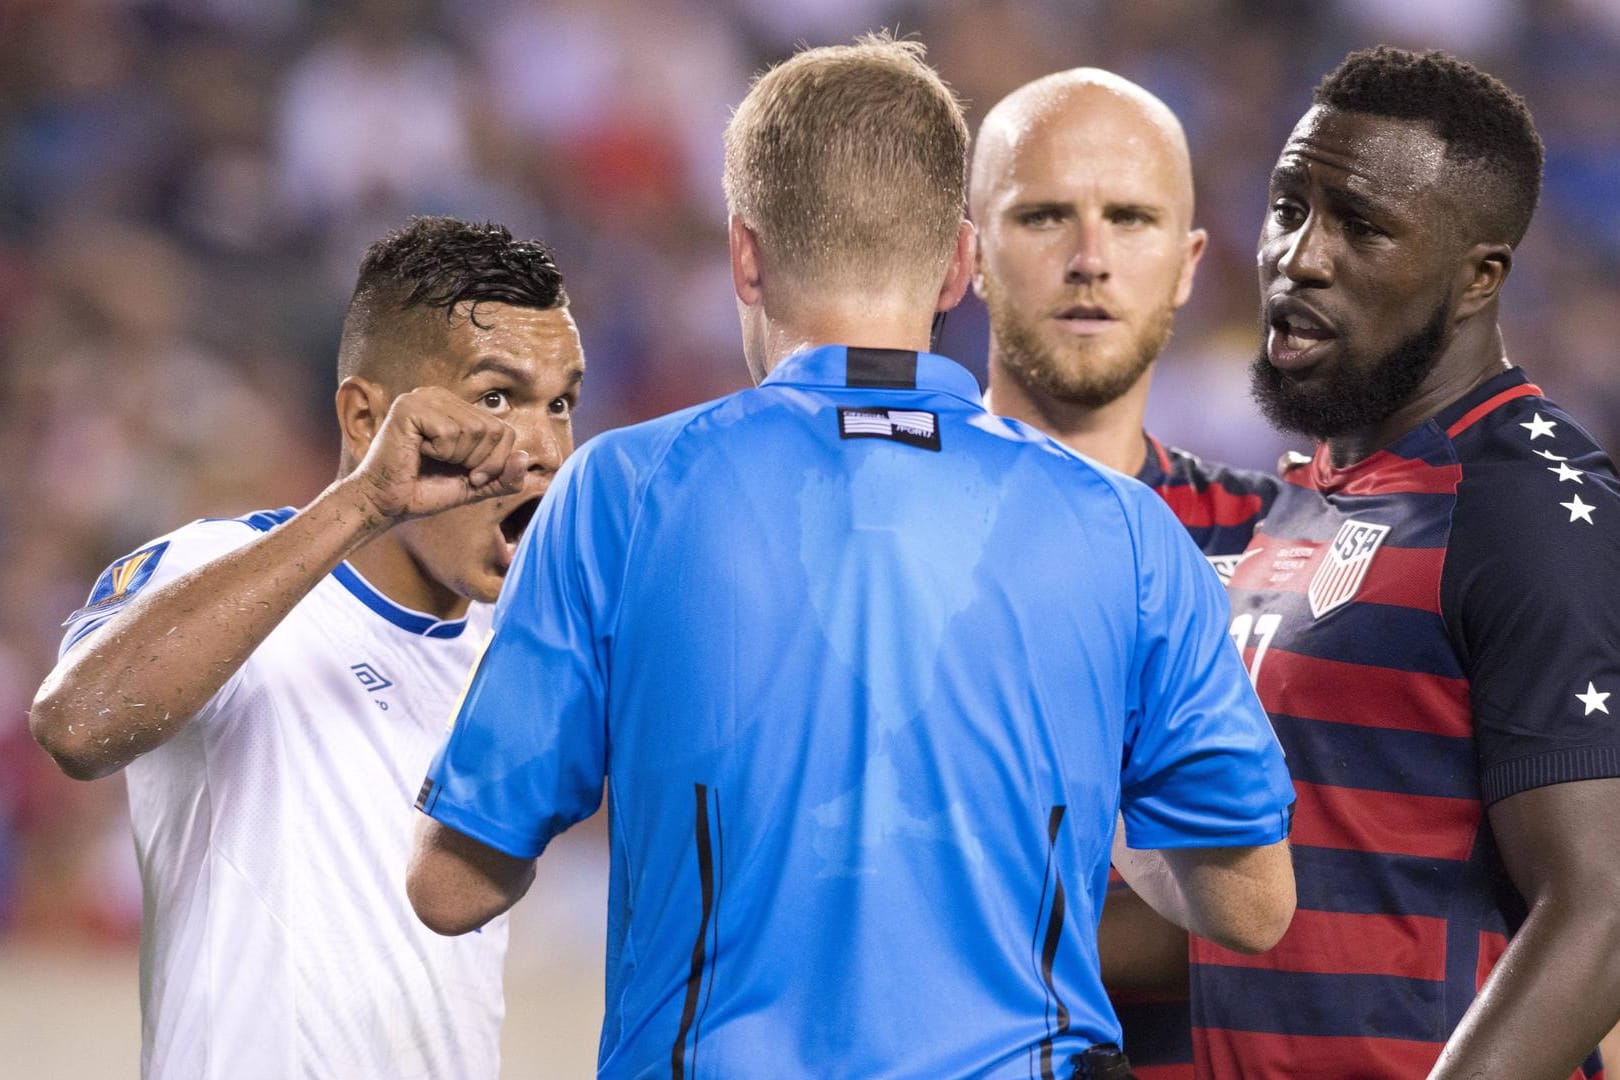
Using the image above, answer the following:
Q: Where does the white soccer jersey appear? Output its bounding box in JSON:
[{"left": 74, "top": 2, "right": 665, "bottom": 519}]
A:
[{"left": 61, "top": 508, "right": 508, "bottom": 1080}]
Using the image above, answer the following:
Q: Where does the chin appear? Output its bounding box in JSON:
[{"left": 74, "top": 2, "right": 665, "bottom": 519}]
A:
[{"left": 464, "top": 575, "right": 505, "bottom": 605}]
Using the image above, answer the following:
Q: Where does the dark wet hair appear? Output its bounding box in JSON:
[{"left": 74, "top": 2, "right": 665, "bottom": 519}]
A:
[
  {"left": 1314, "top": 46, "right": 1543, "bottom": 246},
  {"left": 339, "top": 216, "right": 567, "bottom": 382}
]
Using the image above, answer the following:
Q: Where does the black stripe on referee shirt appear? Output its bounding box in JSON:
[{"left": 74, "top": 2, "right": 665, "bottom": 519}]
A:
[
  {"left": 1034, "top": 805, "right": 1070, "bottom": 1080},
  {"left": 845, "top": 347, "right": 918, "bottom": 388},
  {"left": 673, "top": 783, "right": 717, "bottom": 1080}
]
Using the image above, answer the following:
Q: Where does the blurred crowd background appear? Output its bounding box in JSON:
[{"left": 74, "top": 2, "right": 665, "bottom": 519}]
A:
[{"left": 1, "top": 0, "right": 1617, "bottom": 1070}]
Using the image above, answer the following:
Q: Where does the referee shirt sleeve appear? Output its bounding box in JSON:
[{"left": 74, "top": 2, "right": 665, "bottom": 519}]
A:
[
  {"left": 1117, "top": 486, "right": 1295, "bottom": 850},
  {"left": 417, "top": 440, "right": 630, "bottom": 859}
]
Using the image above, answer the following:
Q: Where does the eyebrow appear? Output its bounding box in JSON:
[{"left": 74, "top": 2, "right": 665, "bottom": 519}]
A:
[
  {"left": 1006, "top": 199, "right": 1167, "bottom": 219},
  {"left": 467, "top": 359, "right": 584, "bottom": 381},
  {"left": 1005, "top": 199, "right": 1070, "bottom": 215},
  {"left": 1270, "top": 162, "right": 1394, "bottom": 220},
  {"left": 466, "top": 359, "right": 535, "bottom": 384},
  {"left": 465, "top": 359, "right": 586, "bottom": 394}
]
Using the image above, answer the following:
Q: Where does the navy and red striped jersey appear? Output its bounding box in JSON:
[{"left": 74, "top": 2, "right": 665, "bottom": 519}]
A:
[
  {"left": 1113, "top": 435, "right": 1282, "bottom": 1079},
  {"left": 1192, "top": 368, "right": 1620, "bottom": 1078},
  {"left": 1138, "top": 435, "right": 1283, "bottom": 587}
]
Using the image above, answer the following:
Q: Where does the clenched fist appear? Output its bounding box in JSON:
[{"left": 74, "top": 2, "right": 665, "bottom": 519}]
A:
[{"left": 348, "top": 387, "right": 531, "bottom": 524}]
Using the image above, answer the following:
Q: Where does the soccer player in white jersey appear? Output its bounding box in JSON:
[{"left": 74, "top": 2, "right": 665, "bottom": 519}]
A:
[{"left": 29, "top": 216, "right": 585, "bottom": 1080}]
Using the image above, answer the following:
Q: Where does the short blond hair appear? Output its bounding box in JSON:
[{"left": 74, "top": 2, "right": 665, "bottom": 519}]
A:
[{"left": 723, "top": 33, "right": 969, "bottom": 297}]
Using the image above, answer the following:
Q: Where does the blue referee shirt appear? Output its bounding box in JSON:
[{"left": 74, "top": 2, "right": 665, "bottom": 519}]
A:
[{"left": 419, "top": 344, "right": 1293, "bottom": 1080}]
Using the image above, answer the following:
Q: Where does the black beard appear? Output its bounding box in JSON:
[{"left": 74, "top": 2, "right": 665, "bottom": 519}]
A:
[{"left": 1250, "top": 300, "right": 1450, "bottom": 440}]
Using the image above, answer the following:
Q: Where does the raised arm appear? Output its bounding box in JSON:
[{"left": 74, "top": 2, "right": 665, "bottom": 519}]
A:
[
  {"left": 1427, "top": 778, "right": 1620, "bottom": 1080},
  {"left": 30, "top": 386, "right": 529, "bottom": 780},
  {"left": 1111, "top": 820, "right": 1295, "bottom": 954}
]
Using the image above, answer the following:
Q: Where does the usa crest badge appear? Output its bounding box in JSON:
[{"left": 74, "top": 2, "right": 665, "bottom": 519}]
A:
[{"left": 1307, "top": 520, "right": 1389, "bottom": 619}]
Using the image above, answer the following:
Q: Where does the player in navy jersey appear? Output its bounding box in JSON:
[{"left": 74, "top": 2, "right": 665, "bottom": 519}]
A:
[
  {"left": 1192, "top": 46, "right": 1620, "bottom": 1080},
  {"left": 971, "top": 69, "right": 1282, "bottom": 1078},
  {"left": 408, "top": 36, "right": 1297, "bottom": 1080}
]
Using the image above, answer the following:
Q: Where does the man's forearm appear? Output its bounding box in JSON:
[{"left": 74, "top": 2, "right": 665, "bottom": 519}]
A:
[
  {"left": 1429, "top": 896, "right": 1620, "bottom": 1080},
  {"left": 1097, "top": 885, "right": 1191, "bottom": 993},
  {"left": 30, "top": 480, "right": 389, "bottom": 779},
  {"left": 408, "top": 819, "right": 536, "bottom": 935},
  {"left": 1112, "top": 822, "right": 1294, "bottom": 953}
]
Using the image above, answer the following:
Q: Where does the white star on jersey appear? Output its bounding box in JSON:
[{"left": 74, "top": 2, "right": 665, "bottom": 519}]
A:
[
  {"left": 1548, "top": 462, "right": 1585, "bottom": 484},
  {"left": 1562, "top": 495, "right": 1596, "bottom": 524},
  {"left": 1577, "top": 682, "right": 1612, "bottom": 715},
  {"left": 1521, "top": 413, "right": 1558, "bottom": 439},
  {"left": 1535, "top": 449, "right": 1570, "bottom": 462}
]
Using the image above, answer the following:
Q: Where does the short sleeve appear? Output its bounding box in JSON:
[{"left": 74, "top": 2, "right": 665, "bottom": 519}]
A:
[
  {"left": 1444, "top": 448, "right": 1620, "bottom": 805},
  {"left": 417, "top": 439, "right": 634, "bottom": 859},
  {"left": 59, "top": 512, "right": 287, "bottom": 658},
  {"left": 1119, "top": 487, "right": 1295, "bottom": 849}
]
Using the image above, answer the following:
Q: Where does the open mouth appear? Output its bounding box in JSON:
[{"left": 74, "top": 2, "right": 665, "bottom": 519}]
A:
[
  {"left": 499, "top": 497, "right": 542, "bottom": 545},
  {"left": 1266, "top": 299, "right": 1337, "bottom": 370},
  {"left": 1271, "top": 313, "right": 1335, "bottom": 349}
]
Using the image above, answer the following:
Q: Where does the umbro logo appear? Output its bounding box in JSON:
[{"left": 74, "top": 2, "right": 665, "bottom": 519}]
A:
[{"left": 350, "top": 662, "right": 394, "bottom": 693}]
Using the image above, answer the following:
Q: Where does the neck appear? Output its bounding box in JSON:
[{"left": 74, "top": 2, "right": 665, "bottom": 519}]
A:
[
  {"left": 755, "top": 291, "right": 937, "bottom": 377},
  {"left": 1324, "top": 320, "right": 1511, "bottom": 469},
  {"left": 344, "top": 521, "right": 470, "bottom": 622},
  {"left": 987, "top": 351, "right": 1154, "bottom": 476}
]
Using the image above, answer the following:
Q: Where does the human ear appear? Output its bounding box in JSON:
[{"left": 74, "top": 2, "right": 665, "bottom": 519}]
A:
[
  {"left": 1454, "top": 242, "right": 1512, "bottom": 321},
  {"left": 937, "top": 220, "right": 978, "bottom": 312},
  {"left": 1173, "top": 227, "right": 1209, "bottom": 309},
  {"left": 335, "top": 376, "right": 389, "bottom": 467},
  {"left": 729, "top": 215, "right": 764, "bottom": 307}
]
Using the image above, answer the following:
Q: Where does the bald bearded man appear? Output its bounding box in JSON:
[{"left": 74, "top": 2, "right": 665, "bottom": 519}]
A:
[{"left": 972, "top": 69, "right": 1284, "bottom": 1078}]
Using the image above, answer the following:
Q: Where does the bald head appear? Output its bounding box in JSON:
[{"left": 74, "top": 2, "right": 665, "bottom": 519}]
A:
[
  {"left": 970, "top": 68, "right": 1208, "bottom": 422},
  {"left": 971, "top": 68, "right": 1194, "bottom": 228}
]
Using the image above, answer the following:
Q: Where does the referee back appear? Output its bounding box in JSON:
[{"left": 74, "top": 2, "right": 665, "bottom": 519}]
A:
[{"left": 407, "top": 34, "right": 1297, "bottom": 1080}]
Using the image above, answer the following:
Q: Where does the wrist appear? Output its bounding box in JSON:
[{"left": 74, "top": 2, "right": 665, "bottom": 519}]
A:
[{"left": 320, "top": 474, "right": 400, "bottom": 549}]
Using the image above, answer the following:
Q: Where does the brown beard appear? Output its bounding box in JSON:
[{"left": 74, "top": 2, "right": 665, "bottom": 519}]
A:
[{"left": 983, "top": 276, "right": 1175, "bottom": 410}]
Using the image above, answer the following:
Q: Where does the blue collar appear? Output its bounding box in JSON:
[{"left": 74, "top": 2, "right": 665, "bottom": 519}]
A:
[
  {"left": 331, "top": 562, "right": 469, "bottom": 639},
  {"left": 760, "top": 345, "right": 984, "bottom": 410}
]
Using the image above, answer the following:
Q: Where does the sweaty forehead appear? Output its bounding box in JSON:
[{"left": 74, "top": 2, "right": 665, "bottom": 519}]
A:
[
  {"left": 412, "top": 303, "right": 582, "bottom": 385},
  {"left": 1275, "top": 106, "right": 1453, "bottom": 209}
]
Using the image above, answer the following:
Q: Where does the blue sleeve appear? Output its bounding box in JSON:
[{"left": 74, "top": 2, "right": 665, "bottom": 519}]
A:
[
  {"left": 1119, "top": 486, "right": 1295, "bottom": 849},
  {"left": 417, "top": 439, "right": 633, "bottom": 858}
]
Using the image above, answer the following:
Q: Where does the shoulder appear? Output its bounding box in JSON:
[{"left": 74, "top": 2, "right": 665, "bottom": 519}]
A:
[
  {"left": 1440, "top": 388, "right": 1620, "bottom": 638},
  {"left": 61, "top": 507, "right": 297, "bottom": 654},
  {"left": 1158, "top": 443, "right": 1284, "bottom": 503},
  {"left": 1447, "top": 391, "right": 1620, "bottom": 544},
  {"left": 1151, "top": 440, "right": 1284, "bottom": 560},
  {"left": 572, "top": 397, "right": 739, "bottom": 487},
  {"left": 982, "top": 414, "right": 1153, "bottom": 500}
]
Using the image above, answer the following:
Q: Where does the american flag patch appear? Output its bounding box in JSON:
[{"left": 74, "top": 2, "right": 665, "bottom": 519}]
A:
[
  {"left": 1308, "top": 518, "right": 1390, "bottom": 618},
  {"left": 837, "top": 407, "right": 940, "bottom": 451}
]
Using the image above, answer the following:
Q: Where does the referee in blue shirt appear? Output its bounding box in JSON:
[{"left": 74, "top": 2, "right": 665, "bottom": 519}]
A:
[{"left": 407, "top": 34, "right": 1296, "bottom": 1080}]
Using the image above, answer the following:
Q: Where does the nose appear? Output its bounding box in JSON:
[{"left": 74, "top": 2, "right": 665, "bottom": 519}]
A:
[
  {"left": 1064, "top": 221, "right": 1109, "bottom": 285},
  {"left": 1273, "top": 216, "right": 1332, "bottom": 287},
  {"left": 512, "top": 411, "right": 568, "bottom": 477}
]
